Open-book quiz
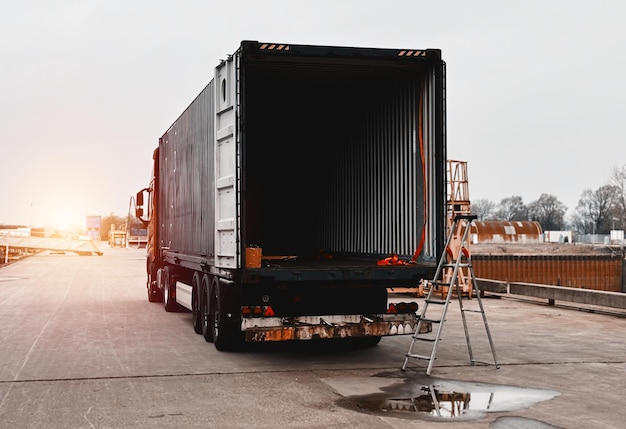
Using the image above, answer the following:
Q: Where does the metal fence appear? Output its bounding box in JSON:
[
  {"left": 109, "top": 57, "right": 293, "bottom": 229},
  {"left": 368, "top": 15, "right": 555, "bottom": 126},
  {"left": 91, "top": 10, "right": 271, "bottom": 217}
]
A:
[{"left": 574, "top": 234, "right": 625, "bottom": 245}]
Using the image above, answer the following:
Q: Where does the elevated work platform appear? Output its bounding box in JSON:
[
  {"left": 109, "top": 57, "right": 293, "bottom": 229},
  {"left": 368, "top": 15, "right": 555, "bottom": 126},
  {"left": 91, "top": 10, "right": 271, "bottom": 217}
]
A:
[{"left": 0, "top": 235, "right": 103, "bottom": 257}]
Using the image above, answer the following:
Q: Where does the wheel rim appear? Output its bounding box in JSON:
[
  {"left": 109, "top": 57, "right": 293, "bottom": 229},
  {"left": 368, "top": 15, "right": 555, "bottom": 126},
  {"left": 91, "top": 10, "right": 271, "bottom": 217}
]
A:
[
  {"left": 163, "top": 267, "right": 172, "bottom": 308},
  {"left": 201, "top": 275, "right": 210, "bottom": 336},
  {"left": 202, "top": 295, "right": 209, "bottom": 332},
  {"left": 212, "top": 288, "right": 220, "bottom": 340},
  {"left": 147, "top": 267, "right": 152, "bottom": 292},
  {"left": 192, "top": 289, "right": 198, "bottom": 324},
  {"left": 192, "top": 273, "right": 200, "bottom": 327}
]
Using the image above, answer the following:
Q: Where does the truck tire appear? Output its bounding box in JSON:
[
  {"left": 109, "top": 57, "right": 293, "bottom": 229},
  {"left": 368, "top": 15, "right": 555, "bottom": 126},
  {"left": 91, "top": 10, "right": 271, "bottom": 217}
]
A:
[
  {"left": 191, "top": 272, "right": 203, "bottom": 334},
  {"left": 163, "top": 266, "right": 180, "bottom": 312},
  {"left": 147, "top": 261, "right": 163, "bottom": 303},
  {"left": 211, "top": 279, "right": 239, "bottom": 351},
  {"left": 201, "top": 274, "right": 214, "bottom": 342}
]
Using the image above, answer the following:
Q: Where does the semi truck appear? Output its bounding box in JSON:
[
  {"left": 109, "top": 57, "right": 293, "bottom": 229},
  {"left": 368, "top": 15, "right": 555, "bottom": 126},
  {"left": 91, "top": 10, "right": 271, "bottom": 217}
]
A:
[{"left": 135, "top": 40, "right": 447, "bottom": 350}]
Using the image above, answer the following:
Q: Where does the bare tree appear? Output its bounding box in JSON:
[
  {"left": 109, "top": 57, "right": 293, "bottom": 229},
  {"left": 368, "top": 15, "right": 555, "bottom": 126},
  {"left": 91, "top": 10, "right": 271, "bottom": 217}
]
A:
[
  {"left": 527, "top": 193, "right": 567, "bottom": 230},
  {"left": 571, "top": 189, "right": 593, "bottom": 233},
  {"left": 472, "top": 198, "right": 496, "bottom": 220},
  {"left": 610, "top": 164, "right": 626, "bottom": 230},
  {"left": 573, "top": 185, "right": 621, "bottom": 234},
  {"left": 494, "top": 196, "right": 527, "bottom": 221}
]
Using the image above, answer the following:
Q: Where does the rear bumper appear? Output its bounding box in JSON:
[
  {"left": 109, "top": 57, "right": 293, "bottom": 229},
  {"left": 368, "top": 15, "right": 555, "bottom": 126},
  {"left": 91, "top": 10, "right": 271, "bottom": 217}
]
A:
[{"left": 242, "top": 314, "right": 427, "bottom": 342}]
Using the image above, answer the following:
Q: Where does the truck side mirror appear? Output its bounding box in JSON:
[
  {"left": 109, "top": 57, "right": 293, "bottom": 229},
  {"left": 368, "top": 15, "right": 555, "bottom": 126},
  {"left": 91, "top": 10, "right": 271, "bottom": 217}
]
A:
[{"left": 135, "top": 188, "right": 150, "bottom": 225}]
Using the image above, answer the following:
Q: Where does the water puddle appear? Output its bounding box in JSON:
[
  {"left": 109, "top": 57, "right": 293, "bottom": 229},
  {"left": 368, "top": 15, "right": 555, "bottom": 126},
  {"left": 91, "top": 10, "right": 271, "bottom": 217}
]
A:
[
  {"left": 330, "top": 373, "right": 560, "bottom": 422},
  {"left": 492, "top": 416, "right": 565, "bottom": 428}
]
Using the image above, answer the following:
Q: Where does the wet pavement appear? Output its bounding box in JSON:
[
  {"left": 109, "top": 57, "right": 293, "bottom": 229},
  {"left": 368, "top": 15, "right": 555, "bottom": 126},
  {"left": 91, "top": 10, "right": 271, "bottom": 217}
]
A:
[
  {"left": 329, "top": 373, "right": 560, "bottom": 422},
  {"left": 1, "top": 248, "right": 626, "bottom": 428}
]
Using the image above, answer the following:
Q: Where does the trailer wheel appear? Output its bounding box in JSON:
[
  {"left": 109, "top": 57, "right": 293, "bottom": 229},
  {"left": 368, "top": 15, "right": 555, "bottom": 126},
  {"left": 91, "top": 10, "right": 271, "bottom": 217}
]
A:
[
  {"left": 147, "top": 261, "right": 163, "bottom": 303},
  {"left": 191, "top": 271, "right": 202, "bottom": 334},
  {"left": 163, "top": 266, "right": 180, "bottom": 312},
  {"left": 211, "top": 279, "right": 238, "bottom": 351},
  {"left": 201, "top": 274, "right": 213, "bottom": 342}
]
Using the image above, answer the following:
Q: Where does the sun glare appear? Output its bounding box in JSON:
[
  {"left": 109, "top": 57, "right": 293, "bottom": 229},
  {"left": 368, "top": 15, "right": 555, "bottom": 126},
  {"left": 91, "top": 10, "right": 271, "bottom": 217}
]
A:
[
  {"left": 51, "top": 208, "right": 84, "bottom": 232},
  {"left": 37, "top": 186, "right": 91, "bottom": 233}
]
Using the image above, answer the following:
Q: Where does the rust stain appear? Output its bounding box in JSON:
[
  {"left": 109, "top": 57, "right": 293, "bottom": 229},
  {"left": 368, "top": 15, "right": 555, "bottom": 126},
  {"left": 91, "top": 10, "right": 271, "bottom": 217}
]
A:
[{"left": 473, "top": 254, "right": 622, "bottom": 292}]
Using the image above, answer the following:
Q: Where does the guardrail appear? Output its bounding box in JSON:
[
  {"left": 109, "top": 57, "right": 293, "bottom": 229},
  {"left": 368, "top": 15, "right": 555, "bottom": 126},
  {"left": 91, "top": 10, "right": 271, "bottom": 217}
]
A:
[
  {"left": 477, "top": 278, "right": 626, "bottom": 310},
  {"left": 0, "top": 235, "right": 103, "bottom": 257}
]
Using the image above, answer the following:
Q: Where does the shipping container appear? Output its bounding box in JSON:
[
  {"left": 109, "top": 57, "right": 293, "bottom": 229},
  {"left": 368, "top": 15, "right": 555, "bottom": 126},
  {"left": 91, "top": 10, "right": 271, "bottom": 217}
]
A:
[
  {"left": 473, "top": 253, "right": 623, "bottom": 292},
  {"left": 136, "top": 41, "right": 447, "bottom": 350}
]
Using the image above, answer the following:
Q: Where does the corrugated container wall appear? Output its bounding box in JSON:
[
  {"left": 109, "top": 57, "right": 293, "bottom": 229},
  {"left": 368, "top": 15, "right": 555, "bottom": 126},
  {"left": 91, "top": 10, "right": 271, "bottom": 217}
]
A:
[
  {"left": 240, "top": 46, "right": 446, "bottom": 261},
  {"left": 159, "top": 82, "right": 215, "bottom": 256},
  {"left": 473, "top": 254, "right": 623, "bottom": 292}
]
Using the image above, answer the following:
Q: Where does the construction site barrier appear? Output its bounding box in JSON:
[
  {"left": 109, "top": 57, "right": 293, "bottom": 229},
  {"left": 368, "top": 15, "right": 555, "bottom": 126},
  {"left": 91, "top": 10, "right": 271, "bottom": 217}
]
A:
[{"left": 477, "top": 278, "right": 626, "bottom": 310}]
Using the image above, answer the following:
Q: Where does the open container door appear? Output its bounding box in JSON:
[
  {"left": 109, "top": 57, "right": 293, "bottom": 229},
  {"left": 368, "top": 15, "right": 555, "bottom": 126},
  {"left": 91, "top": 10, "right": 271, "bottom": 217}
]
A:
[{"left": 214, "top": 53, "right": 240, "bottom": 269}]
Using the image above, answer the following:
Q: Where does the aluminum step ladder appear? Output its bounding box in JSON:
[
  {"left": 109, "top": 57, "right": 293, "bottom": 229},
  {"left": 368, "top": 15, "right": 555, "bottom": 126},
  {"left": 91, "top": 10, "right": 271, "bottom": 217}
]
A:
[{"left": 402, "top": 214, "right": 499, "bottom": 374}]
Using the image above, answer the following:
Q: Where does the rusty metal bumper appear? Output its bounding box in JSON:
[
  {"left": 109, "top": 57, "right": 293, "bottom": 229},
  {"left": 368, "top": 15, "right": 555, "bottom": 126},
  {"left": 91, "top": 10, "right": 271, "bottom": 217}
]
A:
[{"left": 242, "top": 314, "right": 425, "bottom": 343}]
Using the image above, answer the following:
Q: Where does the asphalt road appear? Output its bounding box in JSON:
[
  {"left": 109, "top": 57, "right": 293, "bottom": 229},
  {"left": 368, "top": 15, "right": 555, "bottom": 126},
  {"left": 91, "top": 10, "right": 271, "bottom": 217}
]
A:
[{"left": 1, "top": 247, "right": 625, "bottom": 428}]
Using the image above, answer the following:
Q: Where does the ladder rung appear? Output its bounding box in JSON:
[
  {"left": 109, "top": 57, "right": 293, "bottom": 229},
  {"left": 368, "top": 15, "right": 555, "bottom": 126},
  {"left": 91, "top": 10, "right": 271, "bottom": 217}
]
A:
[
  {"left": 443, "top": 263, "right": 471, "bottom": 268},
  {"left": 412, "top": 336, "right": 437, "bottom": 342},
  {"left": 462, "top": 308, "right": 483, "bottom": 314},
  {"left": 405, "top": 353, "right": 432, "bottom": 361},
  {"left": 425, "top": 299, "right": 446, "bottom": 305},
  {"left": 454, "top": 214, "right": 478, "bottom": 221},
  {"left": 419, "top": 317, "right": 442, "bottom": 324}
]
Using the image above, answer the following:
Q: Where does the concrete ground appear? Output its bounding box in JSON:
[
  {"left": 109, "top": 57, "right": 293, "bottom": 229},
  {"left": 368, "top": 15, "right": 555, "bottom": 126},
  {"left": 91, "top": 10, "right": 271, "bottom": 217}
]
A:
[{"left": 0, "top": 247, "right": 625, "bottom": 428}]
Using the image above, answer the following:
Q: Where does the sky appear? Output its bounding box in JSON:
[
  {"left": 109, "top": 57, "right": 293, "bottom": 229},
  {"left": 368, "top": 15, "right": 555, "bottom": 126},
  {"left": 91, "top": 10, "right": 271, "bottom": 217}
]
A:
[{"left": 1, "top": 0, "right": 625, "bottom": 230}]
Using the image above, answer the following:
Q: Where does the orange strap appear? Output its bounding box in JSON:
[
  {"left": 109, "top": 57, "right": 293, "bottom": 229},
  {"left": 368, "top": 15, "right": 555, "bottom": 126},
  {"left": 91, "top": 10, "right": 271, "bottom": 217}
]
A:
[
  {"left": 410, "top": 84, "right": 426, "bottom": 263},
  {"left": 377, "top": 254, "right": 411, "bottom": 266}
]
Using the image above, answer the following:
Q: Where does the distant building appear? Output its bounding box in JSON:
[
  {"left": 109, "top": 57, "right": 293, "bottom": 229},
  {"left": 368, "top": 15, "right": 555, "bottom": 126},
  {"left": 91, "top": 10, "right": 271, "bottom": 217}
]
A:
[
  {"left": 0, "top": 226, "right": 30, "bottom": 237},
  {"left": 86, "top": 216, "right": 101, "bottom": 241},
  {"left": 544, "top": 230, "right": 573, "bottom": 243},
  {"left": 610, "top": 230, "right": 624, "bottom": 244},
  {"left": 471, "top": 220, "right": 543, "bottom": 244}
]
